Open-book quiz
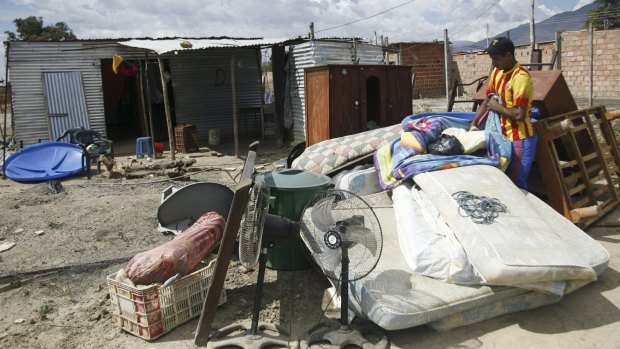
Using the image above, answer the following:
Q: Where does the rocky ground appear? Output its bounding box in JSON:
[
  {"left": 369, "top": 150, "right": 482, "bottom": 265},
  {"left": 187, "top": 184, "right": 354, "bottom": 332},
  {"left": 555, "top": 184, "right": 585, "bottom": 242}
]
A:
[{"left": 0, "top": 143, "right": 331, "bottom": 349}]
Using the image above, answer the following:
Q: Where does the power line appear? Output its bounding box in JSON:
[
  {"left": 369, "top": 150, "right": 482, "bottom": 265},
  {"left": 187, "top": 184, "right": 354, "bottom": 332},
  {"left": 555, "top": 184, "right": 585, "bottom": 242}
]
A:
[
  {"left": 450, "top": 0, "right": 501, "bottom": 37},
  {"left": 394, "top": 0, "right": 500, "bottom": 56},
  {"left": 314, "top": 0, "right": 418, "bottom": 34}
]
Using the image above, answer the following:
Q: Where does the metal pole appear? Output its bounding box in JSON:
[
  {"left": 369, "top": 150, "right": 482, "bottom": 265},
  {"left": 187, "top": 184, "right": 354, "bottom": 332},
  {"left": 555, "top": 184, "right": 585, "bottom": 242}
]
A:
[
  {"left": 231, "top": 49, "right": 239, "bottom": 158},
  {"left": 444, "top": 29, "right": 450, "bottom": 107},
  {"left": 555, "top": 31, "right": 562, "bottom": 70},
  {"left": 158, "top": 57, "right": 176, "bottom": 160},
  {"left": 589, "top": 22, "right": 594, "bottom": 107}
]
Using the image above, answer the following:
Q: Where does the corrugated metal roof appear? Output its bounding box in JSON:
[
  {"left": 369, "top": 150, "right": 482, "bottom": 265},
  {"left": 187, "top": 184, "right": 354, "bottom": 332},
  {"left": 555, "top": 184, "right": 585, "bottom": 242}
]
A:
[{"left": 118, "top": 38, "right": 290, "bottom": 54}]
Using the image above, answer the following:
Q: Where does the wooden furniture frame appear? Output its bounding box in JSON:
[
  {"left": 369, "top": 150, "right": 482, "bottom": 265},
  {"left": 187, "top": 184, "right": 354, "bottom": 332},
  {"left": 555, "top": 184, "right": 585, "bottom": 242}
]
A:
[{"left": 534, "top": 106, "right": 620, "bottom": 228}]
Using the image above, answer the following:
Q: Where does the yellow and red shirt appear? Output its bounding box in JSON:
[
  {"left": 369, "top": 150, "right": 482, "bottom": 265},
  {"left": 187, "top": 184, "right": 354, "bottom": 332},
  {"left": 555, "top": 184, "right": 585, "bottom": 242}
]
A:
[{"left": 486, "top": 63, "right": 534, "bottom": 141}]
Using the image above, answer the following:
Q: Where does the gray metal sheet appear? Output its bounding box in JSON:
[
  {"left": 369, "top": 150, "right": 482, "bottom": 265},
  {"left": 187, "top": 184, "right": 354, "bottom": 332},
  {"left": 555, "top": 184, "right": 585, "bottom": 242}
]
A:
[
  {"left": 43, "top": 72, "right": 89, "bottom": 141},
  {"left": 170, "top": 48, "right": 262, "bottom": 144}
]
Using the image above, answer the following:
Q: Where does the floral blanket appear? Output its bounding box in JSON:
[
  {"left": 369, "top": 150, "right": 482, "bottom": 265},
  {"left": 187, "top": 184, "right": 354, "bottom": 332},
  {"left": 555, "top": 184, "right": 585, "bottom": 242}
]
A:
[
  {"left": 374, "top": 115, "right": 512, "bottom": 190},
  {"left": 292, "top": 124, "right": 402, "bottom": 175}
]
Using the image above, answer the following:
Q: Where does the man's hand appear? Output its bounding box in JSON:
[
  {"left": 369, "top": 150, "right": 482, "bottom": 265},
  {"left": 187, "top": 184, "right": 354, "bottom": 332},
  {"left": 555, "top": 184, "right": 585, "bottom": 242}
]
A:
[
  {"left": 487, "top": 99, "right": 501, "bottom": 112},
  {"left": 469, "top": 125, "right": 480, "bottom": 131}
]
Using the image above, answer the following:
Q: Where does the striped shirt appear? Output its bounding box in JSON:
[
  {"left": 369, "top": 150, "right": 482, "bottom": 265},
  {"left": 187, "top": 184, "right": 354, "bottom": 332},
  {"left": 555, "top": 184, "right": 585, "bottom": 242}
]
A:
[{"left": 486, "top": 63, "right": 534, "bottom": 141}]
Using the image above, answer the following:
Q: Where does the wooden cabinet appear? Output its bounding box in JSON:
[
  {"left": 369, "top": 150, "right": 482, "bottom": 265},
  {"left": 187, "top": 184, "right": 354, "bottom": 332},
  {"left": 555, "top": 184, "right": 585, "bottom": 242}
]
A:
[{"left": 304, "top": 64, "right": 412, "bottom": 146}]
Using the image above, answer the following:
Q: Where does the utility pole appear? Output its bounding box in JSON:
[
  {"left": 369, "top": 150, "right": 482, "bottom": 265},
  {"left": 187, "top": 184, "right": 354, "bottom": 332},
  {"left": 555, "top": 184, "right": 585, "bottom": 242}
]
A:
[
  {"left": 530, "top": 0, "right": 536, "bottom": 64},
  {"left": 486, "top": 23, "right": 489, "bottom": 47}
]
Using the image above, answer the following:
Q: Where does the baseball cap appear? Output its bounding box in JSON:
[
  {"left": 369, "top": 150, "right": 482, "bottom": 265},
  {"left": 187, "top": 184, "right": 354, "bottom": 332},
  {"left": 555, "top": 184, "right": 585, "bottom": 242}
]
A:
[{"left": 485, "top": 37, "right": 515, "bottom": 55}]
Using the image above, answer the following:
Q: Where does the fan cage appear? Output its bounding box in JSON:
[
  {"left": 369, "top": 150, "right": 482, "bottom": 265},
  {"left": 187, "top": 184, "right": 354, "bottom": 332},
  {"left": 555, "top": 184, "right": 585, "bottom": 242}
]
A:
[
  {"left": 238, "top": 184, "right": 270, "bottom": 270},
  {"left": 299, "top": 190, "right": 382, "bottom": 282}
]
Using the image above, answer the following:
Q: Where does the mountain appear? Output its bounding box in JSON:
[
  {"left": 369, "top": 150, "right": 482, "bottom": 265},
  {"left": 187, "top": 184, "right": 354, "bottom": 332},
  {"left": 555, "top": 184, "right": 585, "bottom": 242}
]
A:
[{"left": 453, "top": 1, "right": 603, "bottom": 53}]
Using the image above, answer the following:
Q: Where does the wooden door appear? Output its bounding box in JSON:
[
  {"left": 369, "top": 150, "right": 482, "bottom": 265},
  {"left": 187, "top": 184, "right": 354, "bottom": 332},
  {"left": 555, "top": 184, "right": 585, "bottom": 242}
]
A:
[
  {"left": 387, "top": 66, "right": 413, "bottom": 126},
  {"left": 329, "top": 66, "right": 361, "bottom": 138},
  {"left": 305, "top": 68, "right": 331, "bottom": 146},
  {"left": 360, "top": 66, "right": 387, "bottom": 129}
]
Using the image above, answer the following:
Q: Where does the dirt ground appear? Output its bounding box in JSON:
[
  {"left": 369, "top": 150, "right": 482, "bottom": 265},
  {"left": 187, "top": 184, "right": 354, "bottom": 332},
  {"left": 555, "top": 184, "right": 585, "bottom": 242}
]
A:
[
  {"left": 0, "top": 141, "right": 332, "bottom": 349},
  {"left": 1, "top": 99, "right": 620, "bottom": 349}
]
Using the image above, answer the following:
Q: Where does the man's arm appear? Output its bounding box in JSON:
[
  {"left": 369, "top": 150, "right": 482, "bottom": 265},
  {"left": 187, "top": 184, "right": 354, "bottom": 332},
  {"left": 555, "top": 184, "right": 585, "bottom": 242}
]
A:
[
  {"left": 470, "top": 96, "right": 490, "bottom": 130},
  {"left": 487, "top": 99, "right": 527, "bottom": 121}
]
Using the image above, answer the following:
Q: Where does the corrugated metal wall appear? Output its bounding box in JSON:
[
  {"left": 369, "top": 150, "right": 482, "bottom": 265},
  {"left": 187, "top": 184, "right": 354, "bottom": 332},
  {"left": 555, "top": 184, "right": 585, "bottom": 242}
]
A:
[
  {"left": 288, "top": 41, "right": 385, "bottom": 143},
  {"left": 43, "top": 72, "right": 90, "bottom": 141},
  {"left": 170, "top": 48, "right": 261, "bottom": 144},
  {"left": 8, "top": 41, "right": 145, "bottom": 146}
]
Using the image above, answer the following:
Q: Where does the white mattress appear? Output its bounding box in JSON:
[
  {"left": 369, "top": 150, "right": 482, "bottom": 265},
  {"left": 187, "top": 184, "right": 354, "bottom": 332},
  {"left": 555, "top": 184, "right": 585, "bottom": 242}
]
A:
[
  {"left": 413, "top": 165, "right": 606, "bottom": 288},
  {"left": 346, "top": 167, "right": 608, "bottom": 331},
  {"left": 335, "top": 165, "right": 382, "bottom": 197}
]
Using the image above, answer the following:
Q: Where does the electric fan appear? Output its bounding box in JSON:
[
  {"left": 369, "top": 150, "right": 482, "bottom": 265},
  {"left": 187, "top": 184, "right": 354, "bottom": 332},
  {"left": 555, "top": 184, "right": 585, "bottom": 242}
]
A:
[
  {"left": 206, "top": 181, "right": 300, "bottom": 349},
  {"left": 298, "top": 189, "right": 389, "bottom": 349}
]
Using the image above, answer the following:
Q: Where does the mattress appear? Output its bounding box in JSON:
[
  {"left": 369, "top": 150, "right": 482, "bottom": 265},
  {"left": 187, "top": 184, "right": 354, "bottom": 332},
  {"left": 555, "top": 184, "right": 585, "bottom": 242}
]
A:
[
  {"left": 335, "top": 165, "right": 382, "bottom": 197},
  {"left": 345, "top": 168, "right": 608, "bottom": 331},
  {"left": 413, "top": 165, "right": 607, "bottom": 287}
]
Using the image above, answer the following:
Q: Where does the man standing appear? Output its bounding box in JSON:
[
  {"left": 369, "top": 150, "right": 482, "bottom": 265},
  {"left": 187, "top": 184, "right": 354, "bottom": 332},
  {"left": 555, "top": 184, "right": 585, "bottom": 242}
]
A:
[{"left": 470, "top": 36, "right": 537, "bottom": 190}]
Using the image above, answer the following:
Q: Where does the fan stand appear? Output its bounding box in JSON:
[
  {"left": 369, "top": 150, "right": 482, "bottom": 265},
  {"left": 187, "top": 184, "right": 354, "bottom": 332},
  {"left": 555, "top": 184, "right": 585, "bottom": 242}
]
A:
[
  {"left": 299, "top": 247, "right": 389, "bottom": 349},
  {"left": 207, "top": 250, "right": 293, "bottom": 349}
]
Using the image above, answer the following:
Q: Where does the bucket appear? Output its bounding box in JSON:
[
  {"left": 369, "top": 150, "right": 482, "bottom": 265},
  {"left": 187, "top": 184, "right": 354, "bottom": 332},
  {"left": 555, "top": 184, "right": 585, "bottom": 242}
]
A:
[
  {"left": 208, "top": 128, "right": 221, "bottom": 146},
  {"left": 154, "top": 142, "right": 164, "bottom": 155}
]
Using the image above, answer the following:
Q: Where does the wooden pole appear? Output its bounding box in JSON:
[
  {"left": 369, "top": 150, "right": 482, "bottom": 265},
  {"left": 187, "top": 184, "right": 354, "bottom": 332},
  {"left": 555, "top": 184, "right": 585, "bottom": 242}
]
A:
[
  {"left": 529, "top": 0, "right": 536, "bottom": 64},
  {"left": 271, "top": 45, "right": 285, "bottom": 148},
  {"left": 158, "top": 56, "right": 175, "bottom": 160},
  {"left": 144, "top": 53, "right": 156, "bottom": 156},
  {"left": 588, "top": 22, "right": 594, "bottom": 107},
  {"left": 231, "top": 49, "right": 239, "bottom": 158},
  {"left": 137, "top": 60, "right": 149, "bottom": 136},
  {"left": 2, "top": 42, "right": 9, "bottom": 167},
  {"left": 444, "top": 29, "right": 450, "bottom": 107},
  {"left": 256, "top": 49, "right": 265, "bottom": 142}
]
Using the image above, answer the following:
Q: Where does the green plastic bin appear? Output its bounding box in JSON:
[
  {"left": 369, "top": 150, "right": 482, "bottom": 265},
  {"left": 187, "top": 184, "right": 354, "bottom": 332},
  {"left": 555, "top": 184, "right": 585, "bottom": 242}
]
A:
[{"left": 255, "top": 169, "right": 331, "bottom": 270}]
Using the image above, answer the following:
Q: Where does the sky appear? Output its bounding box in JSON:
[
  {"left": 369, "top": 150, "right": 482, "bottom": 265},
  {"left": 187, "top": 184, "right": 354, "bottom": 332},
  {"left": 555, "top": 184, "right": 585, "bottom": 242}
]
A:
[{"left": 0, "top": 0, "right": 595, "bottom": 84}]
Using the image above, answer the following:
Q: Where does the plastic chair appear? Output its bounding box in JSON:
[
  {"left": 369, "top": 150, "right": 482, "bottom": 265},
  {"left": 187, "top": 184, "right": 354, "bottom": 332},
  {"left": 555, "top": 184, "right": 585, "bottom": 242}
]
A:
[
  {"left": 56, "top": 126, "right": 86, "bottom": 144},
  {"left": 286, "top": 142, "right": 306, "bottom": 168},
  {"left": 72, "top": 129, "right": 114, "bottom": 177}
]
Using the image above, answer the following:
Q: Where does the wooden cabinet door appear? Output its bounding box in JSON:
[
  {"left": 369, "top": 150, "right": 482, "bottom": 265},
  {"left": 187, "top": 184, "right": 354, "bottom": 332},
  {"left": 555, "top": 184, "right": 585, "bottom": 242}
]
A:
[
  {"left": 305, "top": 69, "right": 330, "bottom": 146},
  {"left": 387, "top": 67, "right": 413, "bottom": 126},
  {"left": 360, "top": 66, "right": 387, "bottom": 129},
  {"left": 329, "top": 66, "right": 361, "bottom": 138}
]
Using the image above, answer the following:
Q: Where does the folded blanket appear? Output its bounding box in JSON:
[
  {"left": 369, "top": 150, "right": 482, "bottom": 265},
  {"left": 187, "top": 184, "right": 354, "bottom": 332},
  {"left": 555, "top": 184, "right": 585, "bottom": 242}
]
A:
[{"left": 374, "top": 115, "right": 511, "bottom": 190}]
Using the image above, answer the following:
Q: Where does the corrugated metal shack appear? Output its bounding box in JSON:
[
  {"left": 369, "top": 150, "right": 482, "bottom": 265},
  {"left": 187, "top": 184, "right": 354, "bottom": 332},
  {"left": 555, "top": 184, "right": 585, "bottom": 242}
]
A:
[
  {"left": 6, "top": 37, "right": 286, "bottom": 150},
  {"left": 5, "top": 37, "right": 395, "bottom": 151}
]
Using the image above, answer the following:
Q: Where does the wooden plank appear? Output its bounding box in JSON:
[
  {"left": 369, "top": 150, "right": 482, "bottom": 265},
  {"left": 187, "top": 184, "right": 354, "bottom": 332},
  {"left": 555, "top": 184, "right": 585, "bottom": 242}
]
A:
[
  {"left": 606, "top": 109, "right": 620, "bottom": 121},
  {"left": 560, "top": 159, "right": 578, "bottom": 169},
  {"left": 534, "top": 122, "right": 572, "bottom": 217},
  {"left": 158, "top": 57, "right": 176, "bottom": 160},
  {"left": 573, "top": 195, "right": 595, "bottom": 209},
  {"left": 194, "top": 179, "right": 252, "bottom": 346},
  {"left": 567, "top": 130, "right": 597, "bottom": 207},
  {"left": 568, "top": 183, "right": 587, "bottom": 196}
]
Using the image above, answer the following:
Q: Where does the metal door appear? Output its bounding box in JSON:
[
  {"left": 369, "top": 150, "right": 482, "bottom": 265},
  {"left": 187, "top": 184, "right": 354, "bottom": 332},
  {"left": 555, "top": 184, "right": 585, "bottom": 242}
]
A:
[{"left": 43, "top": 72, "right": 89, "bottom": 141}]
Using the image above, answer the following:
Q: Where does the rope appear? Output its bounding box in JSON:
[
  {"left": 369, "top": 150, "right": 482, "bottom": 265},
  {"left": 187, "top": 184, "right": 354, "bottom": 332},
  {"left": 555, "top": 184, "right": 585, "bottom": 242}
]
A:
[{"left": 452, "top": 191, "right": 507, "bottom": 224}]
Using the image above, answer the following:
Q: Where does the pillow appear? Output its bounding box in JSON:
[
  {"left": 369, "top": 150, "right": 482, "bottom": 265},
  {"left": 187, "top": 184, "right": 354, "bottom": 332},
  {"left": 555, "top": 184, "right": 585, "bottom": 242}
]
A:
[{"left": 442, "top": 128, "right": 486, "bottom": 154}]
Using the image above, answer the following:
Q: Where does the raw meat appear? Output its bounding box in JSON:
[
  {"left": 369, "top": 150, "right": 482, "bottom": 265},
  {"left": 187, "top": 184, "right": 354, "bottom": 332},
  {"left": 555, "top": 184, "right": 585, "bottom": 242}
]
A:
[{"left": 125, "top": 211, "right": 225, "bottom": 285}]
